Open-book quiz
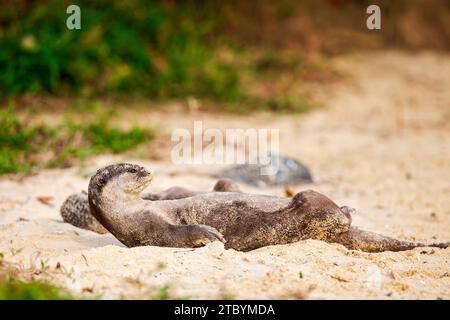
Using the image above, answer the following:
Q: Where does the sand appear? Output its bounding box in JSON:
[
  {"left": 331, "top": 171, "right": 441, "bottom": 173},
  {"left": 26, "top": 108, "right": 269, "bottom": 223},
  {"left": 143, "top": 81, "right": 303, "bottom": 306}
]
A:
[{"left": 0, "top": 50, "right": 449, "bottom": 299}]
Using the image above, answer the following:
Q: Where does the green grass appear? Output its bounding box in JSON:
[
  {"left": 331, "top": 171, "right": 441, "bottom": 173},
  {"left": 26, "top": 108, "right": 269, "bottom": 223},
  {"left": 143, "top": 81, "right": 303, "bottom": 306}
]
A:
[
  {"left": 0, "top": 107, "right": 155, "bottom": 175},
  {"left": 0, "top": 1, "right": 331, "bottom": 113},
  {"left": 265, "top": 94, "right": 314, "bottom": 113},
  {"left": 0, "top": 1, "right": 244, "bottom": 103},
  {"left": 152, "top": 284, "right": 170, "bottom": 300},
  {"left": 0, "top": 278, "right": 74, "bottom": 300}
]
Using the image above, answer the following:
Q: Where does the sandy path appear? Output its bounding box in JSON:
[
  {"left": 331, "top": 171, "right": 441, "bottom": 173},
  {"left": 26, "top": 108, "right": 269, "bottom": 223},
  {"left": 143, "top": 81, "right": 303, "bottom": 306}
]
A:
[{"left": 0, "top": 51, "right": 449, "bottom": 299}]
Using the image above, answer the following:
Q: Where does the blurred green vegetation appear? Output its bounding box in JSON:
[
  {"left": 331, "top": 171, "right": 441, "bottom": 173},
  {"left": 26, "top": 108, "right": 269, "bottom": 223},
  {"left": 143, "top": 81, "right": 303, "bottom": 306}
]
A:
[
  {"left": 0, "top": 0, "right": 244, "bottom": 102},
  {"left": 0, "top": 277, "right": 73, "bottom": 299},
  {"left": 1, "top": 0, "right": 446, "bottom": 108},
  {"left": 152, "top": 284, "right": 170, "bottom": 300},
  {"left": 0, "top": 107, "right": 155, "bottom": 174}
]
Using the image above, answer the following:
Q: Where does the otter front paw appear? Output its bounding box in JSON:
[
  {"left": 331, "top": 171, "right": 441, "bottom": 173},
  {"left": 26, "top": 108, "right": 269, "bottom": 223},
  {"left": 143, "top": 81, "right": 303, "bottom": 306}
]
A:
[
  {"left": 186, "top": 224, "right": 225, "bottom": 247},
  {"left": 141, "top": 193, "right": 161, "bottom": 201}
]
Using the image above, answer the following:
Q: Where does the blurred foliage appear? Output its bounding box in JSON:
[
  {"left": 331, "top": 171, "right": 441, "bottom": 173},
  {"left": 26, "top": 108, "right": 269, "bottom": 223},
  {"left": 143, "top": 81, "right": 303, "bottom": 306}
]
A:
[
  {"left": 152, "top": 284, "right": 170, "bottom": 300},
  {"left": 0, "top": 107, "right": 155, "bottom": 174},
  {"left": 0, "top": 277, "right": 73, "bottom": 299},
  {"left": 0, "top": 0, "right": 244, "bottom": 102},
  {"left": 0, "top": 0, "right": 447, "bottom": 105}
]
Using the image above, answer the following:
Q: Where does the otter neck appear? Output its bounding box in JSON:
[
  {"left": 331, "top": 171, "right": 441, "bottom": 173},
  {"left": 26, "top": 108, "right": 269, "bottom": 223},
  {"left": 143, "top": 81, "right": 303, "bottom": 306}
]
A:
[
  {"left": 89, "top": 178, "right": 148, "bottom": 247},
  {"left": 99, "top": 179, "right": 144, "bottom": 215}
]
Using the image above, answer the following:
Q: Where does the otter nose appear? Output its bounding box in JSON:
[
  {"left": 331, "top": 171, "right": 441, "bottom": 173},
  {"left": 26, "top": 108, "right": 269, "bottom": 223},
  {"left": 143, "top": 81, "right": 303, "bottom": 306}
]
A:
[{"left": 137, "top": 167, "right": 152, "bottom": 178}]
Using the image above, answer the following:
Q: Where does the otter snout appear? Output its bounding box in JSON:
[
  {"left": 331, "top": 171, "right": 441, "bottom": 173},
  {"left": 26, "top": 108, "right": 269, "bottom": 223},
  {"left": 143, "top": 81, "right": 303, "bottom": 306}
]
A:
[{"left": 137, "top": 166, "right": 152, "bottom": 179}]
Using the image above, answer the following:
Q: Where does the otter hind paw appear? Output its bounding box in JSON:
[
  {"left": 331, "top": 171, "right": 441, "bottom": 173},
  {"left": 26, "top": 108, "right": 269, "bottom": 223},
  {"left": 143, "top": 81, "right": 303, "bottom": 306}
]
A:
[{"left": 427, "top": 241, "right": 449, "bottom": 249}]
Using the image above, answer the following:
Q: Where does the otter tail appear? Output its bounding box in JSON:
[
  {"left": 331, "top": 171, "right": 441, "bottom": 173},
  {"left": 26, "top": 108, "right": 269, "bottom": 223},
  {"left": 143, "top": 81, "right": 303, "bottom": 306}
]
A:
[
  {"left": 333, "top": 226, "right": 449, "bottom": 253},
  {"left": 60, "top": 192, "right": 108, "bottom": 234}
]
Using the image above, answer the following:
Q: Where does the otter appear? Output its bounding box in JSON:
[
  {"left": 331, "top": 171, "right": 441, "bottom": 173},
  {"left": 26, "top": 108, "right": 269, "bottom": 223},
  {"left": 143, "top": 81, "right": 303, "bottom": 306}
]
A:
[
  {"left": 60, "top": 178, "right": 240, "bottom": 231},
  {"left": 81, "top": 163, "right": 448, "bottom": 252},
  {"left": 142, "top": 177, "right": 241, "bottom": 200}
]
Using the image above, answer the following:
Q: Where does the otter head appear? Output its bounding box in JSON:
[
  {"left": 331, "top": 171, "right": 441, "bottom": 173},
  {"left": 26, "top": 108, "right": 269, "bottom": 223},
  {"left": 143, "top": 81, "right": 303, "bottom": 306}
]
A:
[
  {"left": 290, "top": 190, "right": 352, "bottom": 240},
  {"left": 213, "top": 178, "right": 241, "bottom": 193},
  {"left": 88, "top": 163, "right": 153, "bottom": 203}
]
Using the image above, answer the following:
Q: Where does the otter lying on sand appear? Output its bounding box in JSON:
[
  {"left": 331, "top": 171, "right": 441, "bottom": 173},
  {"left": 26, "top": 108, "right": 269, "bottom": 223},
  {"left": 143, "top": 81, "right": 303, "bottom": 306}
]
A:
[
  {"left": 61, "top": 178, "right": 241, "bottom": 233},
  {"left": 61, "top": 163, "right": 449, "bottom": 252}
]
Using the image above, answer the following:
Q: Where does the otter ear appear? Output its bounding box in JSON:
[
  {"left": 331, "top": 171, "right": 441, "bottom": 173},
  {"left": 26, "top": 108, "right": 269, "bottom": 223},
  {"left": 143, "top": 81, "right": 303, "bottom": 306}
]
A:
[{"left": 290, "top": 192, "right": 305, "bottom": 206}]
